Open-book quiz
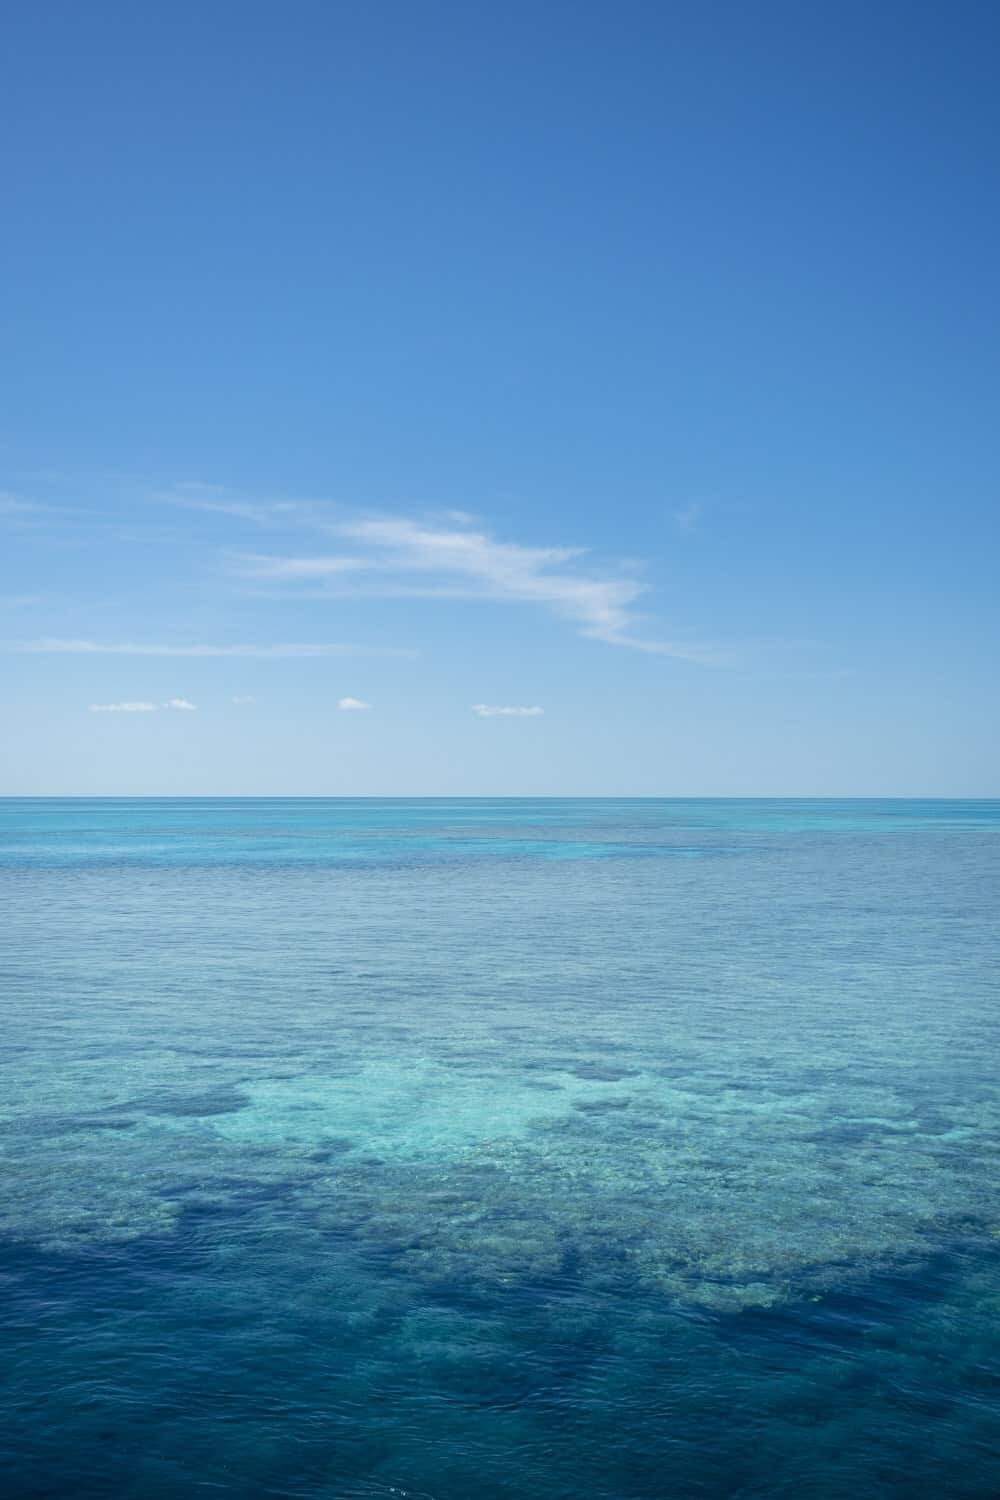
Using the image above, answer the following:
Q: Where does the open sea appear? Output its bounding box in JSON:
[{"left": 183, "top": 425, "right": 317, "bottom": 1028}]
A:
[{"left": 1, "top": 797, "right": 998, "bottom": 1499}]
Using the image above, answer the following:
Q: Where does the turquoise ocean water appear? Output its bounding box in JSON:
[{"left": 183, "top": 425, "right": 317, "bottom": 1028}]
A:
[{"left": 2, "top": 798, "right": 999, "bottom": 1497}]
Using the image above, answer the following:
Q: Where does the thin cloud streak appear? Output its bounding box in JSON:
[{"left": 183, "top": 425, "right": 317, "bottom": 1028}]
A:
[
  {"left": 89, "top": 701, "right": 159, "bottom": 713},
  {"left": 0, "top": 494, "right": 43, "bottom": 516},
  {"left": 239, "top": 516, "right": 718, "bottom": 662},
  {"left": 473, "top": 704, "right": 544, "bottom": 717},
  {"left": 157, "top": 483, "right": 327, "bottom": 527},
  {"left": 239, "top": 553, "right": 368, "bottom": 578},
  {"left": 8, "top": 639, "right": 415, "bottom": 659},
  {"left": 88, "top": 699, "right": 197, "bottom": 713}
]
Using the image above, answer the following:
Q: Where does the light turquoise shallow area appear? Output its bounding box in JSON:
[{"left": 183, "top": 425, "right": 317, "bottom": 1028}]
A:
[{"left": 2, "top": 799, "right": 999, "bottom": 1498}]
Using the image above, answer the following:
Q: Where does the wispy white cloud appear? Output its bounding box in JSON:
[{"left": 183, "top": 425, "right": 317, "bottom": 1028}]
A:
[
  {"left": 8, "top": 479, "right": 717, "bottom": 662},
  {"left": 231, "top": 695, "right": 256, "bottom": 704},
  {"left": 0, "top": 492, "right": 75, "bottom": 529},
  {"left": 155, "top": 482, "right": 327, "bottom": 527},
  {"left": 0, "top": 492, "right": 106, "bottom": 526},
  {"left": 0, "top": 493, "right": 42, "bottom": 516},
  {"left": 8, "top": 638, "right": 413, "bottom": 658},
  {"left": 238, "top": 516, "right": 716, "bottom": 661},
  {"left": 89, "top": 698, "right": 198, "bottom": 713},
  {"left": 337, "top": 696, "right": 371, "bottom": 710},
  {"left": 472, "top": 704, "right": 544, "bottom": 717},
  {"left": 89, "top": 701, "right": 160, "bottom": 713},
  {"left": 238, "top": 553, "right": 368, "bottom": 578}
]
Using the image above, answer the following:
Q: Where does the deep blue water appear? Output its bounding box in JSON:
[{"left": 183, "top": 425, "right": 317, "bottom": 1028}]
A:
[{"left": 2, "top": 798, "right": 999, "bottom": 1498}]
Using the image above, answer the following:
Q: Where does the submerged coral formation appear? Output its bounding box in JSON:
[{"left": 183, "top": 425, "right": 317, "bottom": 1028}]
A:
[{"left": 3, "top": 1008, "right": 997, "bottom": 1312}]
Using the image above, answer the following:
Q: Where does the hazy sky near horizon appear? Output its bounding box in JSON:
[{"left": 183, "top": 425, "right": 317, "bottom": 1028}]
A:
[{"left": 2, "top": 1, "right": 998, "bottom": 795}]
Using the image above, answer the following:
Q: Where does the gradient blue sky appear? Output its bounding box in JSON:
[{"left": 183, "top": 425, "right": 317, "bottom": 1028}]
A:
[{"left": 2, "top": 0, "right": 998, "bottom": 794}]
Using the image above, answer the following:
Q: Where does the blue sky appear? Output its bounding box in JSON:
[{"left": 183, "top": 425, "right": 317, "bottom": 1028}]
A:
[{"left": 2, "top": 0, "right": 998, "bottom": 794}]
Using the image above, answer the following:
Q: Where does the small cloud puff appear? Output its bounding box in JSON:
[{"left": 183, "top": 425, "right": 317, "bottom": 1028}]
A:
[
  {"left": 88, "top": 699, "right": 197, "bottom": 713},
  {"left": 337, "top": 696, "right": 371, "bottom": 710},
  {"left": 472, "top": 704, "right": 544, "bottom": 717},
  {"left": 231, "top": 695, "right": 255, "bottom": 704}
]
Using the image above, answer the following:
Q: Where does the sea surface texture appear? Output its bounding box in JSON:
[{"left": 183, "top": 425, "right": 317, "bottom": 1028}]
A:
[{"left": 2, "top": 798, "right": 999, "bottom": 1498}]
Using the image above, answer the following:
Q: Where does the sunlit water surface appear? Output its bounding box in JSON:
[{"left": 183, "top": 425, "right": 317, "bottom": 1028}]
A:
[{"left": 2, "top": 799, "right": 999, "bottom": 1498}]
